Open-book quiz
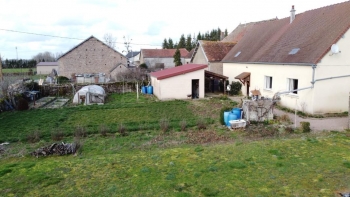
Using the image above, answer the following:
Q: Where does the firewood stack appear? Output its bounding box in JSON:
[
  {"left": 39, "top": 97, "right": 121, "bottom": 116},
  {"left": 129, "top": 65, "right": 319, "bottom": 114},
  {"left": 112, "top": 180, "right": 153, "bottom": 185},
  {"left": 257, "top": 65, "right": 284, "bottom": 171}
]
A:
[{"left": 31, "top": 142, "right": 80, "bottom": 158}]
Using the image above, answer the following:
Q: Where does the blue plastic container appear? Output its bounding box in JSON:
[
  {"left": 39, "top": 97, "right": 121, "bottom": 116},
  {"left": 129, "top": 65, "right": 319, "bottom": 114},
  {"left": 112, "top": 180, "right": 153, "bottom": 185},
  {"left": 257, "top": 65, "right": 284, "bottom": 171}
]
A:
[
  {"left": 147, "top": 86, "right": 153, "bottom": 94},
  {"left": 142, "top": 86, "right": 147, "bottom": 94},
  {"left": 224, "top": 111, "right": 230, "bottom": 126},
  {"left": 227, "top": 113, "right": 238, "bottom": 126},
  {"left": 232, "top": 108, "right": 242, "bottom": 119}
]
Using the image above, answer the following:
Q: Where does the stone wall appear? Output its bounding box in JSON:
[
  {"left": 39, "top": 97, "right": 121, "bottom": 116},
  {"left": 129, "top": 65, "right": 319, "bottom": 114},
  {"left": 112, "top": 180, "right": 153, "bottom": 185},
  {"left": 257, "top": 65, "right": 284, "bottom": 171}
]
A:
[
  {"left": 58, "top": 37, "right": 127, "bottom": 80},
  {"left": 242, "top": 99, "right": 274, "bottom": 122}
]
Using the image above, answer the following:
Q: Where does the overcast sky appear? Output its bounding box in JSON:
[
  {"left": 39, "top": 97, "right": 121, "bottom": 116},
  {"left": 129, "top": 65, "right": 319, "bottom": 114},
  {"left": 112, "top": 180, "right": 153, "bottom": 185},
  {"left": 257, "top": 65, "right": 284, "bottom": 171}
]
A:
[{"left": 0, "top": 0, "right": 346, "bottom": 60}]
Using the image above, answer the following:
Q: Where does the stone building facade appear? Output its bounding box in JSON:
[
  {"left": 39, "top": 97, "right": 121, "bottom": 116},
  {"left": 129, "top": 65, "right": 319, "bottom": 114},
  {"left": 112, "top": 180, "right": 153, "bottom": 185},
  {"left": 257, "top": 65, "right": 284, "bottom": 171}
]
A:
[{"left": 58, "top": 36, "right": 127, "bottom": 80}]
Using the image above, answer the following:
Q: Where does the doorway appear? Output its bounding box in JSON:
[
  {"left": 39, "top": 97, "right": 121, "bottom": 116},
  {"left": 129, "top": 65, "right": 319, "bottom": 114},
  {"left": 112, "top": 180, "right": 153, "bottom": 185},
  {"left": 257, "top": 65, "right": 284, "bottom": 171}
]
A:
[{"left": 192, "top": 79, "right": 199, "bottom": 99}]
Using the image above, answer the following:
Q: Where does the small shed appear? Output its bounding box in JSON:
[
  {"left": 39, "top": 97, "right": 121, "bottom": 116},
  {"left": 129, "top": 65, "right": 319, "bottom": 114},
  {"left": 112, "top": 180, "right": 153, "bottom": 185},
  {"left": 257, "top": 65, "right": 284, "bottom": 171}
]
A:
[
  {"left": 36, "top": 62, "right": 58, "bottom": 75},
  {"left": 150, "top": 64, "right": 207, "bottom": 100}
]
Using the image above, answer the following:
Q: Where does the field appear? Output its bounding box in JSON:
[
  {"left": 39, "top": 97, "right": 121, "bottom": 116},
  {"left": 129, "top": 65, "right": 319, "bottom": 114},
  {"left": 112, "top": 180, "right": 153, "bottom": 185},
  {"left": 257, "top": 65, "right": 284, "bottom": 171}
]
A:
[
  {"left": 2, "top": 68, "right": 35, "bottom": 73},
  {"left": 0, "top": 93, "right": 350, "bottom": 196}
]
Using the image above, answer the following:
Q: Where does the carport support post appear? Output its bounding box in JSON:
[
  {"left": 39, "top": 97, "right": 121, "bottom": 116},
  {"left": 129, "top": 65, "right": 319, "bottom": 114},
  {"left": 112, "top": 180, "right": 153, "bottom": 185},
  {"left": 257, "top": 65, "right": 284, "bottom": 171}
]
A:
[{"left": 224, "top": 80, "right": 226, "bottom": 95}]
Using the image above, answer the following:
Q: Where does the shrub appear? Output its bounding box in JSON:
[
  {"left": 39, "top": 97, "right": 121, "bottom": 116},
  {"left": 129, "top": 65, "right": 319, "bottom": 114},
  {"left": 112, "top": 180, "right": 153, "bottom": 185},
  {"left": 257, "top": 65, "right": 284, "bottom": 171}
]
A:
[
  {"left": 99, "top": 124, "right": 109, "bottom": 137},
  {"left": 51, "top": 129, "right": 64, "bottom": 141},
  {"left": 27, "top": 130, "right": 41, "bottom": 143},
  {"left": 74, "top": 126, "right": 87, "bottom": 138},
  {"left": 179, "top": 119, "right": 187, "bottom": 131},
  {"left": 159, "top": 118, "right": 169, "bottom": 133},
  {"left": 277, "top": 114, "right": 290, "bottom": 122},
  {"left": 118, "top": 123, "right": 128, "bottom": 136},
  {"left": 285, "top": 126, "right": 294, "bottom": 134},
  {"left": 197, "top": 118, "right": 207, "bottom": 130},
  {"left": 57, "top": 76, "right": 70, "bottom": 84},
  {"left": 300, "top": 121, "right": 311, "bottom": 133},
  {"left": 139, "top": 63, "right": 148, "bottom": 69},
  {"left": 17, "top": 98, "right": 29, "bottom": 111},
  {"left": 230, "top": 81, "right": 242, "bottom": 95}
]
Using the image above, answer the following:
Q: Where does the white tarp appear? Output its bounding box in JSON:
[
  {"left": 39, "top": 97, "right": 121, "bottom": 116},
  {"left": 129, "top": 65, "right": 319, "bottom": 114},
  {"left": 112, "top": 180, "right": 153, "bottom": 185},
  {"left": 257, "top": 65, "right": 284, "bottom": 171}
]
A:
[{"left": 73, "top": 85, "right": 105, "bottom": 104}]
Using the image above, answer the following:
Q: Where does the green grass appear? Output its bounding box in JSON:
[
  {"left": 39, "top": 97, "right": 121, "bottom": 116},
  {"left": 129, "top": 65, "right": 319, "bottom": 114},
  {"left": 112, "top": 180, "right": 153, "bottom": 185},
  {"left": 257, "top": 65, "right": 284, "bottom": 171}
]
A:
[
  {"left": 0, "top": 132, "right": 349, "bottom": 196},
  {"left": 1, "top": 93, "right": 349, "bottom": 196},
  {"left": 2, "top": 68, "right": 35, "bottom": 73}
]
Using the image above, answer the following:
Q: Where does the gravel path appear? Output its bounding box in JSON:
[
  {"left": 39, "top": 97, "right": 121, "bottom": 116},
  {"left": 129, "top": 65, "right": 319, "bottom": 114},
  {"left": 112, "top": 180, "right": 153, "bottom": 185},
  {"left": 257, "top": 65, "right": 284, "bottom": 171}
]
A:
[{"left": 273, "top": 108, "right": 348, "bottom": 131}]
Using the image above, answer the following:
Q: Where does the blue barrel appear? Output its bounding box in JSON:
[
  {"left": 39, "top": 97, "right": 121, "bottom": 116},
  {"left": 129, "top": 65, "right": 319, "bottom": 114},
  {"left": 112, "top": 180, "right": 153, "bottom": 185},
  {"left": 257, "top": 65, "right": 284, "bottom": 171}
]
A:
[
  {"left": 142, "top": 86, "right": 147, "bottom": 94},
  {"left": 147, "top": 86, "right": 153, "bottom": 94},
  {"left": 224, "top": 111, "right": 230, "bottom": 126},
  {"left": 232, "top": 108, "right": 242, "bottom": 119},
  {"left": 227, "top": 113, "right": 238, "bottom": 126}
]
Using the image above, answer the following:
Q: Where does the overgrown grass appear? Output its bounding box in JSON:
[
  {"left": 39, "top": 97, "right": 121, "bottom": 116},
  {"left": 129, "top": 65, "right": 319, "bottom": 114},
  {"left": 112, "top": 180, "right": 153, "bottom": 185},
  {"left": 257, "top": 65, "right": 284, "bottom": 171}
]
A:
[{"left": 0, "top": 132, "right": 349, "bottom": 196}]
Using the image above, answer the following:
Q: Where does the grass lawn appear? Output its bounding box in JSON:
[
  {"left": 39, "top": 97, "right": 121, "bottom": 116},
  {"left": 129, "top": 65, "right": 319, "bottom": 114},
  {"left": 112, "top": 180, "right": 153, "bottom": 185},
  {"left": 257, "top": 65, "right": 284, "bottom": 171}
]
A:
[
  {"left": 2, "top": 68, "right": 36, "bottom": 73},
  {"left": 0, "top": 93, "right": 349, "bottom": 196}
]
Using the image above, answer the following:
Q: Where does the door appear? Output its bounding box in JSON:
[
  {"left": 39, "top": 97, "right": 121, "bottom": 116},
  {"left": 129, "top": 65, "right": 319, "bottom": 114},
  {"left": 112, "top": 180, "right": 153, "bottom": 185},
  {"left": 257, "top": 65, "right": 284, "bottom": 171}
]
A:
[{"left": 192, "top": 79, "right": 199, "bottom": 99}]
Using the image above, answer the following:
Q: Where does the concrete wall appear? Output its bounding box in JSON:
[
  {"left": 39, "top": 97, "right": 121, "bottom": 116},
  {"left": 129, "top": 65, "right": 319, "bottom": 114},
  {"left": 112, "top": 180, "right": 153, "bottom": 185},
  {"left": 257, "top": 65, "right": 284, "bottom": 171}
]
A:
[
  {"left": 58, "top": 37, "right": 127, "bottom": 80},
  {"left": 151, "top": 69, "right": 206, "bottom": 100},
  {"left": 37, "top": 66, "right": 58, "bottom": 75}
]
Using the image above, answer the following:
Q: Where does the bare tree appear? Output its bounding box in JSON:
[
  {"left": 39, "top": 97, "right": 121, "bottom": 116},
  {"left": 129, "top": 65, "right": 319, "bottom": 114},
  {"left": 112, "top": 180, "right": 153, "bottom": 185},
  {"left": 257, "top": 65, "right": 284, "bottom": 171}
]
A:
[
  {"left": 32, "top": 51, "right": 56, "bottom": 63},
  {"left": 103, "top": 33, "right": 116, "bottom": 49},
  {"left": 55, "top": 52, "right": 64, "bottom": 60}
]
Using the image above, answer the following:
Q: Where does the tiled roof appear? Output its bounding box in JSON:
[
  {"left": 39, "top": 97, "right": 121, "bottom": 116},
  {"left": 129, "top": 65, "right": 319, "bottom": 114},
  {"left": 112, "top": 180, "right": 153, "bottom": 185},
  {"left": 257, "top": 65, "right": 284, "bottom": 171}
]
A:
[
  {"left": 37, "top": 62, "right": 58, "bottom": 66},
  {"left": 186, "top": 49, "right": 195, "bottom": 58},
  {"left": 222, "top": 2, "right": 350, "bottom": 64},
  {"left": 141, "top": 48, "right": 189, "bottom": 58},
  {"left": 150, "top": 64, "right": 207, "bottom": 80},
  {"left": 200, "top": 41, "right": 236, "bottom": 62},
  {"left": 126, "top": 51, "right": 140, "bottom": 58},
  {"left": 221, "top": 21, "right": 257, "bottom": 43}
]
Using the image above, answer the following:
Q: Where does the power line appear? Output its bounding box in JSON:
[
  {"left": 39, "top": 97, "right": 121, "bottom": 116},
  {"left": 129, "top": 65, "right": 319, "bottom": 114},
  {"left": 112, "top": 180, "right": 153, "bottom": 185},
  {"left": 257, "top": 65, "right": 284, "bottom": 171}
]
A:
[{"left": 0, "top": 28, "right": 162, "bottom": 47}]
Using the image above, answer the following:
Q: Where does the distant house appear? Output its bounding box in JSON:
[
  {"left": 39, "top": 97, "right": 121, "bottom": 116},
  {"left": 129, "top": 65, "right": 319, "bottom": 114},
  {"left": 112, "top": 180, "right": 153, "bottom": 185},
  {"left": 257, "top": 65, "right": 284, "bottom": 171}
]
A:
[
  {"left": 57, "top": 36, "right": 127, "bottom": 80},
  {"left": 36, "top": 62, "right": 58, "bottom": 75},
  {"left": 125, "top": 51, "right": 140, "bottom": 66},
  {"left": 191, "top": 40, "right": 236, "bottom": 75},
  {"left": 222, "top": 2, "right": 350, "bottom": 114},
  {"left": 140, "top": 48, "right": 189, "bottom": 69},
  {"left": 150, "top": 64, "right": 207, "bottom": 100}
]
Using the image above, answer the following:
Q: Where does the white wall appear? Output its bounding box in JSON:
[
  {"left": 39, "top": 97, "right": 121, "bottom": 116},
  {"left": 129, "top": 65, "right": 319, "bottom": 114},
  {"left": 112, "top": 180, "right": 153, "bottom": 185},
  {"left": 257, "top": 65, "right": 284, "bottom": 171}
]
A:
[
  {"left": 37, "top": 66, "right": 58, "bottom": 75},
  {"left": 151, "top": 69, "right": 205, "bottom": 100}
]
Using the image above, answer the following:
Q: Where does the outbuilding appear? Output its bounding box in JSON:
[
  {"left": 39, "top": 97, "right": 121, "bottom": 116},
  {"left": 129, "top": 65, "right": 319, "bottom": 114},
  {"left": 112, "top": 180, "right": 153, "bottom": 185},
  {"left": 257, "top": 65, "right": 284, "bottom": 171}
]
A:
[
  {"left": 36, "top": 62, "right": 58, "bottom": 75},
  {"left": 150, "top": 64, "right": 207, "bottom": 100}
]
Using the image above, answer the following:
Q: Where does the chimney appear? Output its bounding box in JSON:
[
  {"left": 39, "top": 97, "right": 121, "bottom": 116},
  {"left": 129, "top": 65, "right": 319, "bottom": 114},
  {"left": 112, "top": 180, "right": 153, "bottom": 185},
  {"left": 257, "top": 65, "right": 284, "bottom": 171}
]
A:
[
  {"left": 290, "top": 5, "right": 296, "bottom": 23},
  {"left": 220, "top": 32, "right": 225, "bottom": 41}
]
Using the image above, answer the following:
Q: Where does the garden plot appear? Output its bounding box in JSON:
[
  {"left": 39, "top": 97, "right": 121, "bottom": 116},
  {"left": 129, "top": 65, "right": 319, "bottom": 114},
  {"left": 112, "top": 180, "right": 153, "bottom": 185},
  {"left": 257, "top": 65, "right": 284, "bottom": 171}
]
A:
[
  {"left": 29, "top": 97, "right": 56, "bottom": 109},
  {"left": 43, "top": 98, "right": 69, "bottom": 109}
]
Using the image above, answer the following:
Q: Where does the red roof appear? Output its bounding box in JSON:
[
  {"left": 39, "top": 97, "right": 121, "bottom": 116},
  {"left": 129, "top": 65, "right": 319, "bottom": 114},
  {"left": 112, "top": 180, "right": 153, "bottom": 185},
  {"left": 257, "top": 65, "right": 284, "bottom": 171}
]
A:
[
  {"left": 141, "top": 48, "right": 189, "bottom": 58},
  {"left": 150, "top": 64, "right": 207, "bottom": 80},
  {"left": 222, "top": 2, "right": 350, "bottom": 64},
  {"left": 200, "top": 41, "right": 236, "bottom": 62}
]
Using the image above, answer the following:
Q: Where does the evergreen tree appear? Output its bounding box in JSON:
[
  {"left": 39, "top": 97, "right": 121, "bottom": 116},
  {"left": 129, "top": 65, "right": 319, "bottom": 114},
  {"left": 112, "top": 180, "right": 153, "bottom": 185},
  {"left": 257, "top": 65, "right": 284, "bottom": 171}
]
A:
[
  {"left": 178, "top": 34, "right": 186, "bottom": 48},
  {"left": 173, "top": 48, "right": 182, "bottom": 67},
  {"left": 174, "top": 42, "right": 178, "bottom": 49},
  {"left": 168, "top": 38, "right": 174, "bottom": 49},
  {"left": 162, "top": 38, "right": 169, "bottom": 49},
  {"left": 225, "top": 29, "right": 228, "bottom": 37},
  {"left": 197, "top": 32, "right": 202, "bottom": 41},
  {"left": 185, "top": 34, "right": 193, "bottom": 51}
]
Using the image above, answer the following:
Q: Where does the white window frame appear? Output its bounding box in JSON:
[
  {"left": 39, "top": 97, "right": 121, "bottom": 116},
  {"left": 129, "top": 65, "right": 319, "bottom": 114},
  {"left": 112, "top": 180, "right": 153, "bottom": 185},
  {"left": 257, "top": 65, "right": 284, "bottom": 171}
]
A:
[
  {"left": 264, "top": 76, "right": 273, "bottom": 90},
  {"left": 287, "top": 78, "right": 298, "bottom": 94}
]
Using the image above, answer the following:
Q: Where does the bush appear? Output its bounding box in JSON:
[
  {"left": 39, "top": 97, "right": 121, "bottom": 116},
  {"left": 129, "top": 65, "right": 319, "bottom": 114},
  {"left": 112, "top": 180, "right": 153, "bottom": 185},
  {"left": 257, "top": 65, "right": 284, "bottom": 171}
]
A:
[
  {"left": 51, "top": 129, "right": 64, "bottom": 141},
  {"left": 139, "top": 63, "right": 148, "bottom": 69},
  {"left": 57, "top": 76, "right": 70, "bottom": 84},
  {"left": 27, "top": 130, "right": 41, "bottom": 143},
  {"left": 300, "top": 122, "right": 311, "bottom": 133},
  {"left": 159, "top": 118, "right": 169, "bottom": 133},
  {"left": 230, "top": 81, "right": 242, "bottom": 95},
  {"left": 99, "top": 124, "right": 109, "bottom": 137},
  {"left": 197, "top": 118, "right": 207, "bottom": 130},
  {"left": 74, "top": 126, "right": 87, "bottom": 138},
  {"left": 179, "top": 119, "right": 187, "bottom": 131},
  {"left": 118, "top": 123, "right": 128, "bottom": 136}
]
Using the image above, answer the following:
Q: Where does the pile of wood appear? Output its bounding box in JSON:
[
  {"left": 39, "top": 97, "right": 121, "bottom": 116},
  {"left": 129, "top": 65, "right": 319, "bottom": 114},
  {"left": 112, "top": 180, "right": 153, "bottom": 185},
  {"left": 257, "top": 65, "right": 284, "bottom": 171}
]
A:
[{"left": 31, "top": 142, "right": 80, "bottom": 158}]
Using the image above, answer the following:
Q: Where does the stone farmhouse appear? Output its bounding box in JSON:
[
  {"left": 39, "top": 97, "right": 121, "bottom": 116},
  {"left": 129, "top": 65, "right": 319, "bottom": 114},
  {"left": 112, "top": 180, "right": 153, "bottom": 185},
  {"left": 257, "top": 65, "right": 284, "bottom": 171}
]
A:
[
  {"left": 222, "top": 2, "right": 350, "bottom": 114},
  {"left": 57, "top": 36, "right": 127, "bottom": 81}
]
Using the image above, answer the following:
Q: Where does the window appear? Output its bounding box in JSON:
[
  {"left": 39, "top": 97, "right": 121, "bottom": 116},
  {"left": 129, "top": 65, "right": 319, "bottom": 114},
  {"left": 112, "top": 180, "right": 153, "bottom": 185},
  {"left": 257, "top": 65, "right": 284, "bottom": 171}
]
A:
[
  {"left": 234, "top": 51, "right": 241, "bottom": 57},
  {"left": 287, "top": 78, "right": 298, "bottom": 94},
  {"left": 288, "top": 48, "right": 300, "bottom": 55},
  {"left": 264, "top": 76, "right": 272, "bottom": 89}
]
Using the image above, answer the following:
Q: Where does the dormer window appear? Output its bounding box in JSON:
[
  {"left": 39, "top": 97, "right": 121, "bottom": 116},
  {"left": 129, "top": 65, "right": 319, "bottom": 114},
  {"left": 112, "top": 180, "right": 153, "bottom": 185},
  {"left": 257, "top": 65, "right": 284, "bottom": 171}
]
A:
[
  {"left": 289, "top": 48, "right": 300, "bottom": 55},
  {"left": 234, "top": 51, "right": 241, "bottom": 57}
]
